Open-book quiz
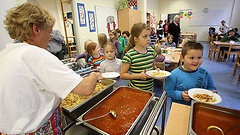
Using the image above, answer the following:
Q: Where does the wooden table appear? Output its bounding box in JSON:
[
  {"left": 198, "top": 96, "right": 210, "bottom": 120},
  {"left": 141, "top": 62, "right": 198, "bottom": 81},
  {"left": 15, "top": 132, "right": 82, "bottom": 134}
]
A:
[
  {"left": 181, "top": 32, "right": 197, "bottom": 42},
  {"left": 162, "top": 50, "right": 182, "bottom": 68},
  {"left": 213, "top": 41, "right": 240, "bottom": 61},
  {"left": 164, "top": 103, "right": 191, "bottom": 135}
]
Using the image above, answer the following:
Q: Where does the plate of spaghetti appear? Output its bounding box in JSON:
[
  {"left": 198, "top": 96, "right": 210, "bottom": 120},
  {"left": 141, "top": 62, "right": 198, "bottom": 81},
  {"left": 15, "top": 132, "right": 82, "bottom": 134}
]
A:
[
  {"left": 146, "top": 70, "right": 171, "bottom": 79},
  {"left": 188, "top": 88, "right": 222, "bottom": 104}
]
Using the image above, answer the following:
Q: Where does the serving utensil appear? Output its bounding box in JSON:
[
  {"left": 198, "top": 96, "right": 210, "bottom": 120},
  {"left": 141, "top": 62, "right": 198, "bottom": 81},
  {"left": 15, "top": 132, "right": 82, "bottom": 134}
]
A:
[{"left": 76, "top": 110, "right": 117, "bottom": 125}]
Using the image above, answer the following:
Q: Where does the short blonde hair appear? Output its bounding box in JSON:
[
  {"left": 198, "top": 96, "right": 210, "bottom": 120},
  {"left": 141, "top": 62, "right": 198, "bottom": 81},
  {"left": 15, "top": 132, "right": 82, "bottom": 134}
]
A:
[
  {"left": 98, "top": 33, "right": 107, "bottom": 48},
  {"left": 4, "top": 2, "right": 55, "bottom": 41}
]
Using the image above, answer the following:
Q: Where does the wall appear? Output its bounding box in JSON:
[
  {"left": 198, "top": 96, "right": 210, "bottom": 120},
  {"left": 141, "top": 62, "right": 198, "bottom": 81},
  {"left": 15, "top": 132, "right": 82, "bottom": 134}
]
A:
[
  {"left": 158, "top": 0, "right": 239, "bottom": 41},
  {"left": 0, "top": 0, "right": 17, "bottom": 51},
  {"left": 147, "top": 0, "right": 159, "bottom": 28}
]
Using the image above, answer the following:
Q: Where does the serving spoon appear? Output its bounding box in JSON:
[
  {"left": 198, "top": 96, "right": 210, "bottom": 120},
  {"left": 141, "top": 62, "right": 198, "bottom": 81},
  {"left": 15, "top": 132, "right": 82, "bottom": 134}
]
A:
[{"left": 76, "top": 110, "right": 117, "bottom": 125}]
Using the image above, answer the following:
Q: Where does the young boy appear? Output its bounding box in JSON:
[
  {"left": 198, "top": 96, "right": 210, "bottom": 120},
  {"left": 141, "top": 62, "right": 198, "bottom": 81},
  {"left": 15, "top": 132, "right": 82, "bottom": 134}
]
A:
[{"left": 164, "top": 42, "right": 217, "bottom": 105}]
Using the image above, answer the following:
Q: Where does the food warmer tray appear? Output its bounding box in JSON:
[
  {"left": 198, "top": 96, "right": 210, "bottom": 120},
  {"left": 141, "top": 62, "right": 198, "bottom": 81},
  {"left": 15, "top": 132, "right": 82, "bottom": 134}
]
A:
[
  {"left": 64, "top": 90, "right": 167, "bottom": 135},
  {"left": 188, "top": 101, "right": 240, "bottom": 135},
  {"left": 62, "top": 79, "right": 115, "bottom": 120}
]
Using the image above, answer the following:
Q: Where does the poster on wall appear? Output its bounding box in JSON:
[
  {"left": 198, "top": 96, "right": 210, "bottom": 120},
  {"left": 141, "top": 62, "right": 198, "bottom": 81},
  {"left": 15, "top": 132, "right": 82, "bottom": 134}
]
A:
[
  {"left": 77, "top": 3, "right": 87, "bottom": 27},
  {"left": 95, "top": 6, "right": 118, "bottom": 36},
  {"left": 88, "top": 11, "right": 96, "bottom": 32}
]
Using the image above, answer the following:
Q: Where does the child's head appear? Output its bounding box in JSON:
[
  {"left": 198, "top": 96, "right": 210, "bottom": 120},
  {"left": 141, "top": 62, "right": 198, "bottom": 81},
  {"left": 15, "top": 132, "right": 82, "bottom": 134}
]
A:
[
  {"left": 124, "top": 23, "right": 150, "bottom": 53},
  {"left": 103, "top": 42, "right": 117, "bottom": 60},
  {"left": 84, "top": 39, "right": 93, "bottom": 51},
  {"left": 86, "top": 42, "right": 100, "bottom": 56},
  {"left": 154, "top": 44, "right": 162, "bottom": 55},
  {"left": 115, "top": 28, "right": 121, "bottom": 37},
  {"left": 122, "top": 31, "right": 130, "bottom": 38},
  {"left": 181, "top": 42, "right": 203, "bottom": 71},
  {"left": 98, "top": 33, "right": 107, "bottom": 48},
  {"left": 167, "top": 35, "right": 174, "bottom": 43},
  {"left": 109, "top": 30, "right": 118, "bottom": 41}
]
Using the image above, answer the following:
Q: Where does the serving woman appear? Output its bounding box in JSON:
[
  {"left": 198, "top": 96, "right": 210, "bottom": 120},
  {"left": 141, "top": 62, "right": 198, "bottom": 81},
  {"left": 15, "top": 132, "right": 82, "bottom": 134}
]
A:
[{"left": 0, "top": 2, "right": 102, "bottom": 134}]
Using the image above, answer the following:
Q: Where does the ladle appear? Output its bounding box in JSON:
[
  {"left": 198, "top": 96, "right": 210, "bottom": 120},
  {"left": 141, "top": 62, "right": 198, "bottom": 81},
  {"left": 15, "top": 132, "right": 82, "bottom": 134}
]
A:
[{"left": 76, "top": 110, "right": 117, "bottom": 125}]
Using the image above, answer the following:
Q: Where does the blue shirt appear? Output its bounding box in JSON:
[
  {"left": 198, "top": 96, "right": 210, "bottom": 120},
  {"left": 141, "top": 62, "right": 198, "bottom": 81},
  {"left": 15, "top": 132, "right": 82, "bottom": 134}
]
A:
[{"left": 165, "top": 66, "right": 216, "bottom": 105}]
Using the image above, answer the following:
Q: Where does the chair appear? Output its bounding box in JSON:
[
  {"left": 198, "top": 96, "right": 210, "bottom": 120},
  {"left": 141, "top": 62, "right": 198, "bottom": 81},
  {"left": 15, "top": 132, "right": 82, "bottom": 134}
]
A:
[
  {"left": 208, "top": 42, "right": 221, "bottom": 60},
  {"left": 232, "top": 52, "right": 240, "bottom": 78},
  {"left": 221, "top": 44, "right": 240, "bottom": 64},
  {"left": 155, "top": 62, "right": 166, "bottom": 91}
]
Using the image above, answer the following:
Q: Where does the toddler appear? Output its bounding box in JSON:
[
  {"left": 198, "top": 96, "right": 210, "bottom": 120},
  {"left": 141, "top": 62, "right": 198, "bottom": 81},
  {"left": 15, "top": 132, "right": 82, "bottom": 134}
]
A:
[
  {"left": 154, "top": 44, "right": 171, "bottom": 67},
  {"left": 165, "top": 41, "right": 217, "bottom": 105}
]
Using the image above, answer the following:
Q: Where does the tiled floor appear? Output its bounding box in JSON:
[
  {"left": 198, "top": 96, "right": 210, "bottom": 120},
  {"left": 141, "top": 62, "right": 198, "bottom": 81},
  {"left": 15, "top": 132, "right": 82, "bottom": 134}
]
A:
[{"left": 155, "top": 41, "right": 240, "bottom": 130}]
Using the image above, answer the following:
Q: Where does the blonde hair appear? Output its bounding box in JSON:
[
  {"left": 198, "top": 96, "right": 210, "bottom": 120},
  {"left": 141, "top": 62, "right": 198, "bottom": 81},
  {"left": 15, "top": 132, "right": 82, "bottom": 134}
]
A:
[
  {"left": 103, "top": 42, "right": 118, "bottom": 55},
  {"left": 154, "top": 44, "right": 162, "bottom": 55},
  {"left": 4, "top": 2, "right": 55, "bottom": 41},
  {"left": 124, "top": 23, "right": 150, "bottom": 53},
  {"left": 98, "top": 33, "right": 107, "bottom": 48},
  {"left": 174, "top": 15, "right": 180, "bottom": 21},
  {"left": 84, "top": 39, "right": 93, "bottom": 50},
  {"left": 109, "top": 30, "right": 118, "bottom": 41}
]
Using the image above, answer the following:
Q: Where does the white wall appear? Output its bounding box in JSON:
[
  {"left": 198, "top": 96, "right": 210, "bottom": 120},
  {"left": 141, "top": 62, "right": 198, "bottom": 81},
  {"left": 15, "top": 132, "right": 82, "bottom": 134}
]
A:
[
  {"left": 158, "top": 0, "right": 239, "bottom": 41},
  {"left": 0, "top": 0, "right": 17, "bottom": 51},
  {"left": 147, "top": 0, "right": 159, "bottom": 28}
]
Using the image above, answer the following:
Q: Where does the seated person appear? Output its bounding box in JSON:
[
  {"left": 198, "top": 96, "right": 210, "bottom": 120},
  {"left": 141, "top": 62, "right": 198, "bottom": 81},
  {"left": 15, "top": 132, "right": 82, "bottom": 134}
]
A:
[
  {"left": 234, "top": 28, "right": 240, "bottom": 38},
  {"left": 165, "top": 42, "right": 217, "bottom": 106},
  {"left": 161, "top": 35, "right": 176, "bottom": 48},
  {"left": 154, "top": 44, "right": 171, "bottom": 67},
  {"left": 220, "top": 30, "right": 239, "bottom": 42}
]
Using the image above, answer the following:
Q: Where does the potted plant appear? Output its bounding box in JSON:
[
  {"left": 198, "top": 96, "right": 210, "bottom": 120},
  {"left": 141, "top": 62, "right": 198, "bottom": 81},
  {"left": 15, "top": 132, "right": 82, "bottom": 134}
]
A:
[{"left": 115, "top": 0, "right": 128, "bottom": 10}]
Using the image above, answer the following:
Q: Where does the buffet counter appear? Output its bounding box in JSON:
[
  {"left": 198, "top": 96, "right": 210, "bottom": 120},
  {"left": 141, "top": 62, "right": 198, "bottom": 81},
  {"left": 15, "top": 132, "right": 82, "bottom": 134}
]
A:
[{"left": 164, "top": 103, "right": 190, "bottom": 135}]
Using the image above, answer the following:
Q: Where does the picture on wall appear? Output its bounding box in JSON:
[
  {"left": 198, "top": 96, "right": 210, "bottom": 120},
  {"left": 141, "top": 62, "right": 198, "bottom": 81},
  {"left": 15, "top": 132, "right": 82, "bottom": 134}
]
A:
[
  {"left": 77, "top": 3, "right": 87, "bottom": 27},
  {"left": 88, "top": 11, "right": 96, "bottom": 32}
]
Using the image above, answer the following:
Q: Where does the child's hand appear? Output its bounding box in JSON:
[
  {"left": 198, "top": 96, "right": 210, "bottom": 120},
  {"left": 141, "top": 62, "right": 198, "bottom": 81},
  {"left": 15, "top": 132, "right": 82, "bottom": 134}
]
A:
[
  {"left": 70, "top": 58, "right": 76, "bottom": 62},
  {"left": 138, "top": 70, "right": 151, "bottom": 80},
  {"left": 211, "top": 90, "right": 217, "bottom": 93},
  {"left": 182, "top": 91, "right": 191, "bottom": 102}
]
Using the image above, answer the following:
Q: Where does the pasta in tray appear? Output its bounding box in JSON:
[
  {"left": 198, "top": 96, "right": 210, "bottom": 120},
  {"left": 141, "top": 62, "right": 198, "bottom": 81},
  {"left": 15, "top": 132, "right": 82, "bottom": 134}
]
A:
[
  {"left": 150, "top": 71, "right": 166, "bottom": 77},
  {"left": 61, "top": 83, "right": 107, "bottom": 109},
  {"left": 193, "top": 93, "right": 217, "bottom": 103}
]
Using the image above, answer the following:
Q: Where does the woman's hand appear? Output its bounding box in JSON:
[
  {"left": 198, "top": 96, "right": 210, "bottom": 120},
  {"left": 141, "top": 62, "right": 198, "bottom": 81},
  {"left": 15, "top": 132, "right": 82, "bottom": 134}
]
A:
[{"left": 182, "top": 91, "right": 191, "bottom": 102}]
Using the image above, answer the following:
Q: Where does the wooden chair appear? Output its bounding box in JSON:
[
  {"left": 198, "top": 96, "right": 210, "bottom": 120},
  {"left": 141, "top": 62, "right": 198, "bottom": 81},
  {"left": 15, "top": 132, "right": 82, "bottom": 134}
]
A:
[
  {"left": 221, "top": 44, "right": 240, "bottom": 64},
  {"left": 232, "top": 52, "right": 240, "bottom": 78},
  {"left": 208, "top": 42, "right": 221, "bottom": 60},
  {"left": 155, "top": 62, "right": 166, "bottom": 91}
]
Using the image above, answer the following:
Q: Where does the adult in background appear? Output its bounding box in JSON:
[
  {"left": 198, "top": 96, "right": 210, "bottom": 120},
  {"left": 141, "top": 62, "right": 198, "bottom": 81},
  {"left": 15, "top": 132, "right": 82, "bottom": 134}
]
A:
[
  {"left": 168, "top": 15, "right": 181, "bottom": 47},
  {"left": 163, "top": 19, "right": 169, "bottom": 37},
  {"left": 0, "top": 3, "right": 102, "bottom": 134},
  {"left": 156, "top": 20, "right": 164, "bottom": 41},
  {"left": 219, "top": 20, "right": 229, "bottom": 36},
  {"left": 47, "top": 30, "right": 65, "bottom": 60}
]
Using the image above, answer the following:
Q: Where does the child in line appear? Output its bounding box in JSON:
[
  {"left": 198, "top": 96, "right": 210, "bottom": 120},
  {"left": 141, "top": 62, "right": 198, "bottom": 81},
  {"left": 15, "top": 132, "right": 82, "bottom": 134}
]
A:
[
  {"left": 86, "top": 42, "right": 105, "bottom": 69},
  {"left": 70, "top": 39, "right": 92, "bottom": 63},
  {"left": 122, "top": 30, "right": 130, "bottom": 44},
  {"left": 121, "top": 23, "right": 157, "bottom": 91},
  {"left": 154, "top": 44, "right": 171, "bottom": 67},
  {"left": 115, "top": 28, "right": 126, "bottom": 59},
  {"left": 165, "top": 42, "right": 217, "bottom": 106},
  {"left": 161, "top": 35, "right": 176, "bottom": 48},
  {"left": 98, "top": 33, "right": 107, "bottom": 54},
  {"left": 100, "top": 42, "right": 122, "bottom": 87},
  {"left": 109, "top": 30, "right": 120, "bottom": 58}
]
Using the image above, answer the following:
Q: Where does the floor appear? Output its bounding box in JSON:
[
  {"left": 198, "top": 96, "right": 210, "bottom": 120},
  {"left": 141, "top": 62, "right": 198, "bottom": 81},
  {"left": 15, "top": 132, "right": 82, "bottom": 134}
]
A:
[{"left": 154, "top": 41, "right": 240, "bottom": 130}]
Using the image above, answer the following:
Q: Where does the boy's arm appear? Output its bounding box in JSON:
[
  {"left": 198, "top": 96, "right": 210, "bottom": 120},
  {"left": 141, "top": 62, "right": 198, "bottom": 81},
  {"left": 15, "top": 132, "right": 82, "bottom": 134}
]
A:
[{"left": 164, "top": 75, "right": 184, "bottom": 101}]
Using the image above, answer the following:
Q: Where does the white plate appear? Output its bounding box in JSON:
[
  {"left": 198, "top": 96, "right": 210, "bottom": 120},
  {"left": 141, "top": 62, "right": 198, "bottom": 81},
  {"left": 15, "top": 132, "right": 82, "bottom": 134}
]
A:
[
  {"left": 146, "top": 70, "right": 171, "bottom": 79},
  {"left": 102, "top": 72, "right": 120, "bottom": 79},
  {"left": 188, "top": 88, "right": 222, "bottom": 104}
]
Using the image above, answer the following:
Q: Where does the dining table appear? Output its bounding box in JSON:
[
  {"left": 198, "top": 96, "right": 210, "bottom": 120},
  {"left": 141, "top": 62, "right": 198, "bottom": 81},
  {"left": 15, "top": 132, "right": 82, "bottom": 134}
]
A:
[
  {"left": 213, "top": 41, "right": 240, "bottom": 61},
  {"left": 164, "top": 103, "right": 191, "bottom": 135},
  {"left": 162, "top": 48, "right": 182, "bottom": 69}
]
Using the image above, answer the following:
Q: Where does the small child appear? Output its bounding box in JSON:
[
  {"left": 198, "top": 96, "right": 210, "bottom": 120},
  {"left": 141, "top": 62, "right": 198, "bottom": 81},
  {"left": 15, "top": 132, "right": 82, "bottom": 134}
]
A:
[
  {"left": 98, "top": 33, "right": 107, "bottom": 54},
  {"left": 121, "top": 23, "right": 157, "bottom": 91},
  {"left": 109, "top": 30, "right": 120, "bottom": 58},
  {"left": 165, "top": 41, "right": 217, "bottom": 106},
  {"left": 154, "top": 44, "right": 171, "bottom": 67},
  {"left": 122, "top": 30, "right": 130, "bottom": 44},
  {"left": 100, "top": 42, "right": 122, "bottom": 87},
  {"left": 86, "top": 42, "right": 105, "bottom": 69},
  {"left": 70, "top": 39, "right": 92, "bottom": 63},
  {"left": 161, "top": 35, "right": 176, "bottom": 48},
  {"left": 115, "top": 28, "right": 126, "bottom": 59}
]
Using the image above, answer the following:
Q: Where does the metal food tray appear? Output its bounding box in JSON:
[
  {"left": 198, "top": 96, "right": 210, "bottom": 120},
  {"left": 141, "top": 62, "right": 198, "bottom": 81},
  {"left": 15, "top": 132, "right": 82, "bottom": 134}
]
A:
[
  {"left": 76, "top": 86, "right": 154, "bottom": 135},
  {"left": 188, "top": 101, "right": 240, "bottom": 135},
  {"left": 62, "top": 79, "right": 115, "bottom": 119}
]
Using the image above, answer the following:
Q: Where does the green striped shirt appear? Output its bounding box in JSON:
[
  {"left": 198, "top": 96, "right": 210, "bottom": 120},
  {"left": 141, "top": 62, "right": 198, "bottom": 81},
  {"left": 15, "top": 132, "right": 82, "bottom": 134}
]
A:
[{"left": 122, "top": 47, "right": 157, "bottom": 91}]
